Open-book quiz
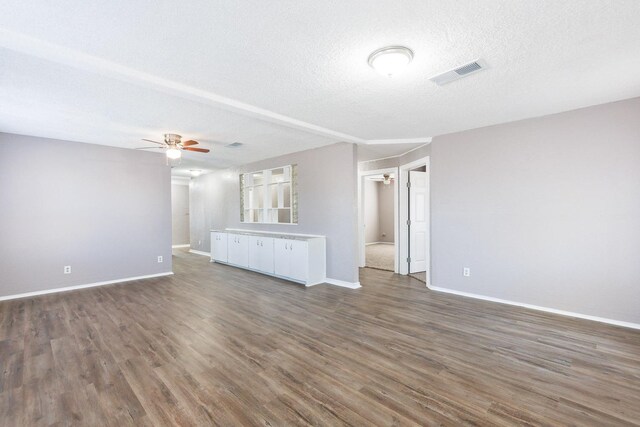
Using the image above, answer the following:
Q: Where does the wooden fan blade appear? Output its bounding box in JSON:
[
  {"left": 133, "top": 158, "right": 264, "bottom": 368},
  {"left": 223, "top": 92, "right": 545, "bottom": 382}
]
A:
[
  {"left": 183, "top": 147, "right": 210, "bottom": 153},
  {"left": 141, "top": 138, "right": 165, "bottom": 145},
  {"left": 135, "top": 147, "right": 165, "bottom": 150},
  {"left": 182, "top": 140, "right": 199, "bottom": 146}
]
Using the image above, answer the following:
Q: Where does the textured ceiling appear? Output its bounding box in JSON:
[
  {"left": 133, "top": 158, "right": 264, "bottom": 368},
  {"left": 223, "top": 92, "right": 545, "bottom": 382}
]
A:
[{"left": 1, "top": 0, "right": 640, "bottom": 171}]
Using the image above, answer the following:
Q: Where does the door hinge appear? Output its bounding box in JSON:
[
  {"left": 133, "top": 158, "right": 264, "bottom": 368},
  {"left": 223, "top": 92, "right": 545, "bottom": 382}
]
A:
[
  {"left": 406, "top": 219, "right": 411, "bottom": 226},
  {"left": 407, "top": 181, "right": 411, "bottom": 188},
  {"left": 407, "top": 257, "right": 411, "bottom": 263}
]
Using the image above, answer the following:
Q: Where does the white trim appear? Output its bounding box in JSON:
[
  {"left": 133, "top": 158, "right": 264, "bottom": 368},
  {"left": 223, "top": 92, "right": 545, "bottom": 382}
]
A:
[
  {"left": 0, "top": 272, "right": 174, "bottom": 302},
  {"left": 358, "top": 143, "right": 431, "bottom": 164},
  {"left": 170, "top": 179, "right": 190, "bottom": 186},
  {"left": 358, "top": 167, "right": 399, "bottom": 274},
  {"left": 189, "top": 249, "right": 211, "bottom": 257},
  {"left": 365, "top": 241, "right": 395, "bottom": 246},
  {"left": 365, "top": 137, "right": 432, "bottom": 145},
  {"left": 323, "top": 278, "right": 362, "bottom": 289},
  {"left": 428, "top": 285, "right": 640, "bottom": 331},
  {"left": 172, "top": 244, "right": 190, "bottom": 248}
]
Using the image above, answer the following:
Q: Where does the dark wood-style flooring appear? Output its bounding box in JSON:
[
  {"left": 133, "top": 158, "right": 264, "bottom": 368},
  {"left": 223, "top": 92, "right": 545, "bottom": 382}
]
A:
[{"left": 1, "top": 249, "right": 639, "bottom": 426}]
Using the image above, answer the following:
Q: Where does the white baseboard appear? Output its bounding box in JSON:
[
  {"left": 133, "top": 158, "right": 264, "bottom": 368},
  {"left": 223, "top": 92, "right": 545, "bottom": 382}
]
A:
[
  {"left": 189, "top": 249, "right": 211, "bottom": 257},
  {"left": 323, "top": 278, "right": 362, "bottom": 289},
  {"left": 0, "top": 272, "right": 174, "bottom": 302},
  {"left": 365, "top": 241, "right": 395, "bottom": 246},
  {"left": 172, "top": 244, "right": 190, "bottom": 248},
  {"left": 428, "top": 285, "right": 640, "bottom": 330}
]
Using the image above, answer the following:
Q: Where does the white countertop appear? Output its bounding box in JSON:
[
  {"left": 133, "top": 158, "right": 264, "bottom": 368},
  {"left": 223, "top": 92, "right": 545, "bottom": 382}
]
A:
[{"left": 211, "top": 228, "right": 325, "bottom": 241}]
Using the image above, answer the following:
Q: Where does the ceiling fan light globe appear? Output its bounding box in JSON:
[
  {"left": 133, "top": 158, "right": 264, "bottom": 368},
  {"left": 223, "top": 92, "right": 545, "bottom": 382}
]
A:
[{"left": 166, "top": 148, "right": 182, "bottom": 159}]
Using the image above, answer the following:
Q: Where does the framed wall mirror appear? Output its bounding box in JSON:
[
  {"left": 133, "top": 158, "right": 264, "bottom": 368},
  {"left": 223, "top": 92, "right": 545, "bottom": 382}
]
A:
[{"left": 240, "top": 164, "right": 298, "bottom": 224}]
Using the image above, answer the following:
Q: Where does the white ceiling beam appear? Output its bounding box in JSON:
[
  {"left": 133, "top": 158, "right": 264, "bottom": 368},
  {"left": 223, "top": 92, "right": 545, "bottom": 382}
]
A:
[{"left": 0, "top": 29, "right": 369, "bottom": 144}]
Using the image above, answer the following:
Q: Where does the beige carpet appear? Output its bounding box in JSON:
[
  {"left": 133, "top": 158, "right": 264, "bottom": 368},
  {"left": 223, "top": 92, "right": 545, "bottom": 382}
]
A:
[{"left": 365, "top": 243, "right": 395, "bottom": 271}]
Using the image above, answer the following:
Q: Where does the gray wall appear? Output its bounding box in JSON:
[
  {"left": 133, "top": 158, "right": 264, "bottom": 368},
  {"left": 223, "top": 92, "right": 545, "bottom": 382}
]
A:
[
  {"left": 171, "top": 183, "right": 190, "bottom": 245},
  {"left": 377, "top": 182, "right": 395, "bottom": 243},
  {"left": 190, "top": 142, "right": 359, "bottom": 283},
  {"left": 0, "top": 133, "right": 172, "bottom": 297},
  {"left": 363, "top": 179, "right": 379, "bottom": 244},
  {"left": 431, "top": 97, "right": 640, "bottom": 324}
]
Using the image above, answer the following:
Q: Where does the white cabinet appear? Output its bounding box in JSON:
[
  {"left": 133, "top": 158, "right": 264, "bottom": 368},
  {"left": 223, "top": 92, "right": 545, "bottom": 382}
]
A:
[
  {"left": 274, "top": 239, "right": 308, "bottom": 282},
  {"left": 249, "top": 236, "right": 274, "bottom": 274},
  {"left": 211, "top": 232, "right": 228, "bottom": 263},
  {"left": 227, "top": 233, "right": 249, "bottom": 268},
  {"left": 273, "top": 237, "right": 325, "bottom": 284},
  {"left": 210, "top": 230, "right": 326, "bottom": 286}
]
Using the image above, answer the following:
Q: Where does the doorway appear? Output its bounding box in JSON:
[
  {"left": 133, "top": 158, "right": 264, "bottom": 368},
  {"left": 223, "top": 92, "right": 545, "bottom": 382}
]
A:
[
  {"left": 358, "top": 168, "right": 399, "bottom": 273},
  {"left": 398, "top": 157, "right": 430, "bottom": 285}
]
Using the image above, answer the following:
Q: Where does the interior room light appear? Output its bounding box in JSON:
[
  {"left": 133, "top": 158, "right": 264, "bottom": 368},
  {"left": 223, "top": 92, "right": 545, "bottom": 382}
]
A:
[
  {"left": 368, "top": 46, "right": 414, "bottom": 77},
  {"left": 166, "top": 148, "right": 181, "bottom": 159},
  {"left": 190, "top": 170, "right": 202, "bottom": 177}
]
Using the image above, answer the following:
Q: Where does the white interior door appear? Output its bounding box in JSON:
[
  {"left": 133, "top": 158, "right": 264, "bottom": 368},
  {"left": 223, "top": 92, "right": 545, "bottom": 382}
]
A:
[{"left": 409, "top": 171, "right": 428, "bottom": 273}]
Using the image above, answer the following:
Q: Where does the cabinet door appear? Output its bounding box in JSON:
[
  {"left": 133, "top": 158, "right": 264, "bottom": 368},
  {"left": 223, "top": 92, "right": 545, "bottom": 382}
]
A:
[
  {"left": 212, "top": 232, "right": 228, "bottom": 262},
  {"left": 288, "top": 240, "right": 308, "bottom": 282},
  {"left": 228, "top": 233, "right": 249, "bottom": 267},
  {"left": 227, "top": 234, "right": 238, "bottom": 264},
  {"left": 235, "top": 234, "right": 249, "bottom": 267},
  {"left": 273, "top": 238, "right": 290, "bottom": 278},
  {"left": 260, "top": 237, "right": 275, "bottom": 274},
  {"left": 248, "top": 236, "right": 261, "bottom": 271}
]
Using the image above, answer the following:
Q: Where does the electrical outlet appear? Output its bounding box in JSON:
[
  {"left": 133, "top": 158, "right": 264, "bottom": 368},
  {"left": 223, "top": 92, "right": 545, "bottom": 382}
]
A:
[
  {"left": 64, "top": 266, "right": 71, "bottom": 274},
  {"left": 199, "top": 240, "right": 202, "bottom": 245},
  {"left": 463, "top": 267, "right": 471, "bottom": 277},
  {"left": 157, "top": 256, "right": 163, "bottom": 263}
]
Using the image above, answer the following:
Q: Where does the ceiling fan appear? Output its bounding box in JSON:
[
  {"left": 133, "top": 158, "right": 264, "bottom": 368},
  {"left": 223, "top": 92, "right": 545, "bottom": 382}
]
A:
[
  {"left": 369, "top": 173, "right": 395, "bottom": 185},
  {"left": 137, "top": 133, "right": 210, "bottom": 160}
]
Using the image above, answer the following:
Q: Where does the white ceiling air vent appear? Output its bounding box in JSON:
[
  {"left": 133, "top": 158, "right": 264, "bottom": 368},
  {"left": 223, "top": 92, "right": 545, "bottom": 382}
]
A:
[
  {"left": 429, "top": 59, "right": 489, "bottom": 86},
  {"left": 225, "top": 142, "right": 243, "bottom": 148}
]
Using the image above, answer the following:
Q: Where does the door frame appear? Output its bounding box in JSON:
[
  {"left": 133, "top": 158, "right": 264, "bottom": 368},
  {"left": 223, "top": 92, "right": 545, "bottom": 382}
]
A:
[
  {"left": 357, "top": 167, "right": 399, "bottom": 273},
  {"left": 398, "top": 157, "right": 430, "bottom": 286}
]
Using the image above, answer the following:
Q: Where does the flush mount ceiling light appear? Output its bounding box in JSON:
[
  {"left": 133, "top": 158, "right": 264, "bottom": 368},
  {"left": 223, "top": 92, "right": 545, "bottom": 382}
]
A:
[
  {"left": 190, "top": 170, "right": 202, "bottom": 177},
  {"left": 368, "top": 46, "right": 414, "bottom": 77}
]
